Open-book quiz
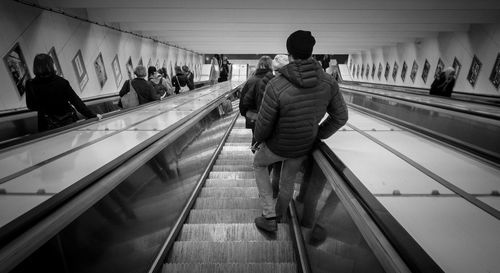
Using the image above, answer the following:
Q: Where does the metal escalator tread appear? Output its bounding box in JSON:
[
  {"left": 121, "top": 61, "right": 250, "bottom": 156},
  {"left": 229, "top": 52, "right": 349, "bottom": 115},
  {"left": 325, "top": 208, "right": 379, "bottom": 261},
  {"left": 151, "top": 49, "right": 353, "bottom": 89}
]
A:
[{"left": 164, "top": 115, "right": 297, "bottom": 272}]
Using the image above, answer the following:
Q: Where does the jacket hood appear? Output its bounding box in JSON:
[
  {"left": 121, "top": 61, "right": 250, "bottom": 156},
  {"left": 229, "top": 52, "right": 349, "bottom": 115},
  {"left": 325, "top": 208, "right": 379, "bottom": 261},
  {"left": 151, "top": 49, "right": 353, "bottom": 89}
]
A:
[{"left": 278, "top": 58, "right": 323, "bottom": 88}]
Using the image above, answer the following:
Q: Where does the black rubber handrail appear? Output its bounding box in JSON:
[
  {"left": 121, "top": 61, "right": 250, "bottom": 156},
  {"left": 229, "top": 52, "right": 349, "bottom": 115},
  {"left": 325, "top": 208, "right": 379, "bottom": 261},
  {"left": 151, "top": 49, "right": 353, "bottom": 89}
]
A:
[{"left": 317, "top": 142, "right": 444, "bottom": 273}]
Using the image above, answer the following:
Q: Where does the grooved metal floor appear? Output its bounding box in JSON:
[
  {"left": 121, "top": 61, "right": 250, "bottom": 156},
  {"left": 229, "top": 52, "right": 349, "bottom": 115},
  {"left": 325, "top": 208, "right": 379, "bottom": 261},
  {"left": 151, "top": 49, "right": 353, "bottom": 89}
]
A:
[{"left": 164, "top": 110, "right": 297, "bottom": 273}]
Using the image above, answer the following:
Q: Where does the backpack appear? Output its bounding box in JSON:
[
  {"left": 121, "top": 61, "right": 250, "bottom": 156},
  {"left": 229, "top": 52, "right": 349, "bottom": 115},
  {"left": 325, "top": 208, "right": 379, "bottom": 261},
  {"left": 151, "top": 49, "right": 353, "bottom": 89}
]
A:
[{"left": 121, "top": 80, "right": 139, "bottom": 108}]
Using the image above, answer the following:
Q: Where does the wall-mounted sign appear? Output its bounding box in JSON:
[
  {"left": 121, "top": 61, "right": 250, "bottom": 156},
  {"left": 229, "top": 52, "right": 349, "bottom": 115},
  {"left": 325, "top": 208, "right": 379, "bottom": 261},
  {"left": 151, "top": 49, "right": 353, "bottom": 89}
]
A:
[
  {"left": 422, "top": 59, "right": 430, "bottom": 84},
  {"left": 94, "top": 52, "right": 107, "bottom": 89},
  {"left": 467, "top": 55, "right": 482, "bottom": 87},
  {"left": 4, "top": 42, "right": 31, "bottom": 97},
  {"left": 489, "top": 53, "right": 500, "bottom": 90},
  {"left": 410, "top": 60, "right": 418, "bottom": 83},
  {"left": 111, "top": 54, "right": 122, "bottom": 88},
  {"left": 71, "top": 49, "right": 88, "bottom": 91}
]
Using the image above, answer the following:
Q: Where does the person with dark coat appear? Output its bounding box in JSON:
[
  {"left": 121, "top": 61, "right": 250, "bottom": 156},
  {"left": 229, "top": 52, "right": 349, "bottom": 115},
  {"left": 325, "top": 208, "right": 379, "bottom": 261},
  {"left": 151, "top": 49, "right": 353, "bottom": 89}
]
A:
[
  {"left": 26, "top": 53, "right": 100, "bottom": 132},
  {"left": 171, "top": 66, "right": 189, "bottom": 94},
  {"left": 119, "top": 65, "right": 163, "bottom": 105},
  {"left": 430, "top": 67, "right": 456, "bottom": 97},
  {"left": 253, "top": 30, "right": 349, "bottom": 232},
  {"left": 182, "top": 65, "right": 195, "bottom": 90}
]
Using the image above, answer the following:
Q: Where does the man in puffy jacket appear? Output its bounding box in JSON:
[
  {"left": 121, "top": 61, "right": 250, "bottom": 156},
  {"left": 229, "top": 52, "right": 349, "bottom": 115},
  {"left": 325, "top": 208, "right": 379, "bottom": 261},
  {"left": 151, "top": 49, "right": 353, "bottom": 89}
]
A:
[{"left": 253, "top": 30, "right": 348, "bottom": 232}]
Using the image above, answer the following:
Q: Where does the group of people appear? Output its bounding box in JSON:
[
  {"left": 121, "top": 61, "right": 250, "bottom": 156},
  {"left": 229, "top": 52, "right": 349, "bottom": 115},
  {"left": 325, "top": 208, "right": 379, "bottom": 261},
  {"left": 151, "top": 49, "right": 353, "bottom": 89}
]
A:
[
  {"left": 26, "top": 54, "right": 197, "bottom": 132},
  {"left": 239, "top": 30, "right": 349, "bottom": 232}
]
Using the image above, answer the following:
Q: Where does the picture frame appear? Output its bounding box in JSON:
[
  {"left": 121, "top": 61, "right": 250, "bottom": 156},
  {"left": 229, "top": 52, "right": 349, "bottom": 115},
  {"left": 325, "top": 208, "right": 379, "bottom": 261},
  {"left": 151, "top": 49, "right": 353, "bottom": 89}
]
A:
[
  {"left": 361, "top": 64, "right": 365, "bottom": 78},
  {"left": 453, "top": 57, "right": 461, "bottom": 79},
  {"left": 392, "top": 61, "right": 399, "bottom": 81},
  {"left": 366, "top": 64, "right": 370, "bottom": 78},
  {"left": 3, "top": 42, "right": 31, "bottom": 97},
  {"left": 377, "top": 63, "right": 382, "bottom": 80},
  {"left": 126, "top": 57, "right": 134, "bottom": 79},
  {"left": 422, "top": 59, "right": 430, "bottom": 84},
  {"left": 138, "top": 58, "right": 143, "bottom": 67},
  {"left": 48, "top": 46, "right": 63, "bottom": 77},
  {"left": 147, "top": 57, "right": 152, "bottom": 68},
  {"left": 434, "top": 58, "right": 445, "bottom": 79},
  {"left": 94, "top": 52, "right": 107, "bottom": 89},
  {"left": 384, "top": 62, "right": 390, "bottom": 80},
  {"left": 410, "top": 60, "right": 418, "bottom": 83},
  {"left": 467, "top": 55, "right": 482, "bottom": 87},
  {"left": 356, "top": 64, "right": 360, "bottom": 78},
  {"left": 71, "top": 49, "right": 88, "bottom": 91},
  {"left": 401, "top": 61, "right": 407, "bottom": 82},
  {"left": 489, "top": 53, "right": 500, "bottom": 89},
  {"left": 371, "top": 63, "right": 376, "bottom": 79},
  {"left": 111, "top": 55, "right": 122, "bottom": 88}
]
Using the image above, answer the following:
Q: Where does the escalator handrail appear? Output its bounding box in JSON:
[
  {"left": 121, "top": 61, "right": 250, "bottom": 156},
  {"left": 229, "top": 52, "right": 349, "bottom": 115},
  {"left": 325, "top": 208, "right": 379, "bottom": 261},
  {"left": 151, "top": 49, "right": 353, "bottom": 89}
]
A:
[
  {"left": 316, "top": 142, "right": 444, "bottom": 273},
  {"left": 0, "top": 87, "right": 240, "bottom": 273}
]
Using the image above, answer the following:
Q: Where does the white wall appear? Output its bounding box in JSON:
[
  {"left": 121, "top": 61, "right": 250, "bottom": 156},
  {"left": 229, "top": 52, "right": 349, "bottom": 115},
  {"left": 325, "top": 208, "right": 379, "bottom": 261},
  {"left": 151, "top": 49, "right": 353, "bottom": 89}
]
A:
[
  {"left": 0, "top": 1, "right": 204, "bottom": 113},
  {"left": 347, "top": 24, "right": 500, "bottom": 96}
]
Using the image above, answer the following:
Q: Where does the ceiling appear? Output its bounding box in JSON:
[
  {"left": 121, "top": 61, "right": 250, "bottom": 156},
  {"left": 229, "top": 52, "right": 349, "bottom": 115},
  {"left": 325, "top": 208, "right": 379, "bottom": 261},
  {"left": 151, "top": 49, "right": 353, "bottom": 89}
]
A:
[{"left": 37, "top": 0, "right": 500, "bottom": 55}]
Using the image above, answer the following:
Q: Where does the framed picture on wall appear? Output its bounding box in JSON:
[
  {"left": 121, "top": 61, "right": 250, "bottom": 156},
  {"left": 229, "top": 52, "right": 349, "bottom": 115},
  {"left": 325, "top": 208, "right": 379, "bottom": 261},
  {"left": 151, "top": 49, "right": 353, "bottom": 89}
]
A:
[
  {"left": 352, "top": 65, "right": 355, "bottom": 76},
  {"left": 434, "top": 58, "right": 445, "bottom": 78},
  {"left": 371, "top": 63, "right": 376, "bottom": 79},
  {"left": 356, "top": 64, "right": 360, "bottom": 78},
  {"left": 111, "top": 54, "right": 122, "bottom": 88},
  {"left": 378, "top": 63, "right": 382, "bottom": 80},
  {"left": 48, "top": 47, "right": 63, "bottom": 77},
  {"left": 489, "top": 53, "right": 500, "bottom": 89},
  {"left": 467, "top": 55, "right": 482, "bottom": 87},
  {"left": 126, "top": 57, "right": 134, "bottom": 79},
  {"left": 392, "top": 61, "right": 399, "bottom": 81},
  {"left": 147, "top": 58, "right": 152, "bottom": 68},
  {"left": 453, "top": 57, "right": 462, "bottom": 79},
  {"left": 384, "top": 62, "right": 390, "bottom": 80},
  {"left": 401, "top": 61, "right": 407, "bottom": 82},
  {"left": 138, "top": 58, "right": 143, "bottom": 67},
  {"left": 155, "top": 59, "right": 160, "bottom": 69},
  {"left": 422, "top": 59, "right": 430, "bottom": 84},
  {"left": 361, "top": 64, "right": 365, "bottom": 78},
  {"left": 94, "top": 53, "right": 107, "bottom": 89},
  {"left": 366, "top": 64, "right": 370, "bottom": 78},
  {"left": 3, "top": 42, "right": 31, "bottom": 97},
  {"left": 410, "top": 60, "right": 418, "bottom": 83},
  {"left": 71, "top": 50, "right": 88, "bottom": 91}
]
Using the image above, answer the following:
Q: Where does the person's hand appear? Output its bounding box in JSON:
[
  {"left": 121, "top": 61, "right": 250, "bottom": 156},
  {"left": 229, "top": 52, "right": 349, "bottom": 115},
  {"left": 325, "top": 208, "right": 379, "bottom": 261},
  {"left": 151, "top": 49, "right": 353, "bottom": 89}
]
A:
[{"left": 96, "top": 114, "right": 103, "bottom": 120}]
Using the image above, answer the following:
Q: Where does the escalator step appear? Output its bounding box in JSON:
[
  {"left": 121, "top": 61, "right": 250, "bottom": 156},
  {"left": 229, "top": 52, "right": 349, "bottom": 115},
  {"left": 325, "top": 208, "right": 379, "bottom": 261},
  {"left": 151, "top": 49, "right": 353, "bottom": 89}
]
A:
[
  {"left": 211, "top": 165, "right": 254, "bottom": 172},
  {"left": 208, "top": 171, "right": 255, "bottom": 179},
  {"left": 199, "top": 187, "right": 259, "bottom": 198},
  {"left": 187, "top": 209, "right": 261, "bottom": 223},
  {"left": 205, "top": 179, "right": 256, "bottom": 187},
  {"left": 168, "top": 241, "right": 296, "bottom": 263},
  {"left": 217, "top": 154, "right": 254, "bottom": 161},
  {"left": 178, "top": 223, "right": 291, "bottom": 241},
  {"left": 199, "top": 187, "right": 258, "bottom": 198},
  {"left": 194, "top": 197, "right": 260, "bottom": 209},
  {"left": 215, "top": 160, "right": 253, "bottom": 166},
  {"left": 162, "top": 263, "right": 297, "bottom": 273}
]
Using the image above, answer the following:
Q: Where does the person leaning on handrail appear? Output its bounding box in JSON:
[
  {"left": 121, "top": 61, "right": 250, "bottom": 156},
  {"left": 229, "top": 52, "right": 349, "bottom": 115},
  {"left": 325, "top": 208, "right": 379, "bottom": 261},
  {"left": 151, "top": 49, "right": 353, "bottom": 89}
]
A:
[
  {"left": 26, "top": 53, "right": 102, "bottom": 132},
  {"left": 252, "top": 30, "right": 349, "bottom": 232}
]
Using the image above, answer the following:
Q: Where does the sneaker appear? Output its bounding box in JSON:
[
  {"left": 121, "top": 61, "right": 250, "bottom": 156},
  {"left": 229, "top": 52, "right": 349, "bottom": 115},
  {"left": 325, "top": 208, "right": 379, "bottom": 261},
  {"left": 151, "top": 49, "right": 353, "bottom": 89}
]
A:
[{"left": 254, "top": 216, "right": 277, "bottom": 232}]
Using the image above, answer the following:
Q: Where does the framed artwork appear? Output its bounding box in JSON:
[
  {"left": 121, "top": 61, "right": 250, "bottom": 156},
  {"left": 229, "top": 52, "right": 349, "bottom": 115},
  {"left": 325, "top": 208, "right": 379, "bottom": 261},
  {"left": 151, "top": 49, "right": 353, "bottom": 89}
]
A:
[
  {"left": 155, "top": 59, "right": 160, "bottom": 69},
  {"left": 147, "top": 58, "right": 153, "bottom": 68},
  {"left": 94, "top": 53, "right": 107, "bottom": 89},
  {"left": 356, "top": 64, "right": 360, "bottom": 78},
  {"left": 401, "top": 61, "right": 407, "bottom": 82},
  {"left": 467, "top": 55, "right": 482, "bottom": 87},
  {"left": 392, "top": 61, "right": 399, "bottom": 81},
  {"left": 48, "top": 47, "right": 63, "bottom": 77},
  {"left": 138, "top": 58, "right": 143, "bottom": 67},
  {"left": 453, "top": 57, "right": 461, "bottom": 79},
  {"left": 349, "top": 59, "right": 352, "bottom": 71},
  {"left": 434, "top": 58, "right": 445, "bottom": 78},
  {"left": 352, "top": 65, "right": 355, "bottom": 76},
  {"left": 384, "top": 62, "right": 390, "bottom": 80},
  {"left": 377, "top": 63, "right": 382, "bottom": 80},
  {"left": 366, "top": 64, "right": 370, "bottom": 78},
  {"left": 410, "top": 60, "right": 418, "bottom": 83},
  {"left": 422, "top": 59, "right": 430, "bottom": 84},
  {"left": 371, "top": 63, "right": 376, "bottom": 79},
  {"left": 126, "top": 57, "right": 134, "bottom": 79},
  {"left": 111, "top": 55, "right": 122, "bottom": 88},
  {"left": 361, "top": 64, "right": 365, "bottom": 78},
  {"left": 71, "top": 50, "right": 88, "bottom": 91},
  {"left": 4, "top": 42, "right": 31, "bottom": 97},
  {"left": 489, "top": 53, "right": 500, "bottom": 89}
]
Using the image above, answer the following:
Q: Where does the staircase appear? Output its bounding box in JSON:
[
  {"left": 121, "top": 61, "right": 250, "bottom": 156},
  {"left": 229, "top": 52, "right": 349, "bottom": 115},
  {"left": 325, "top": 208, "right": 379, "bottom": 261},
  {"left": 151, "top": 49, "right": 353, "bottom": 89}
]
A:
[{"left": 163, "top": 112, "right": 297, "bottom": 273}]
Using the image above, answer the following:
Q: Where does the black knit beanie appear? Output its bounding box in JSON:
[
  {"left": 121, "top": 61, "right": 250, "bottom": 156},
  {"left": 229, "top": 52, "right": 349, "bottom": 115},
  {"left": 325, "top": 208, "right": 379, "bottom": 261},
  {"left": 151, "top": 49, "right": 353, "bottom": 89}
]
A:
[{"left": 286, "top": 30, "right": 316, "bottom": 59}]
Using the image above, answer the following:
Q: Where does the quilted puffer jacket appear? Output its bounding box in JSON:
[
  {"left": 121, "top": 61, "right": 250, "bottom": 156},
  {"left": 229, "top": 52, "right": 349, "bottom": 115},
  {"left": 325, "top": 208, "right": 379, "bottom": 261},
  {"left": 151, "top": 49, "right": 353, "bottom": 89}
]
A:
[{"left": 254, "top": 58, "right": 348, "bottom": 158}]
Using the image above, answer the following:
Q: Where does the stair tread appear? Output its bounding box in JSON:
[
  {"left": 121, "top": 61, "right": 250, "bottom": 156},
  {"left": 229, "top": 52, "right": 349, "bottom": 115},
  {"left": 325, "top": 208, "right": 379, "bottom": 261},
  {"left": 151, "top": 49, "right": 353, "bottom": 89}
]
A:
[
  {"left": 179, "top": 223, "right": 291, "bottom": 241},
  {"left": 205, "top": 180, "right": 256, "bottom": 187},
  {"left": 168, "top": 241, "right": 296, "bottom": 263},
  {"left": 188, "top": 209, "right": 261, "bottom": 223},
  {"left": 199, "top": 187, "right": 259, "bottom": 198},
  {"left": 162, "top": 263, "right": 297, "bottom": 273},
  {"left": 194, "top": 197, "right": 260, "bottom": 209}
]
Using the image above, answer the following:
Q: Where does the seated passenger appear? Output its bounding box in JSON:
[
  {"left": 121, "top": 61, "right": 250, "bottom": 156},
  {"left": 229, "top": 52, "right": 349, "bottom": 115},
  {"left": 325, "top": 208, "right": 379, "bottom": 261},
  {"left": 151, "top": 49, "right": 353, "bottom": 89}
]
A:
[
  {"left": 26, "top": 53, "right": 101, "bottom": 131},
  {"left": 171, "top": 66, "right": 189, "bottom": 94},
  {"left": 430, "top": 67, "right": 456, "bottom": 97},
  {"left": 119, "top": 65, "right": 163, "bottom": 107}
]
